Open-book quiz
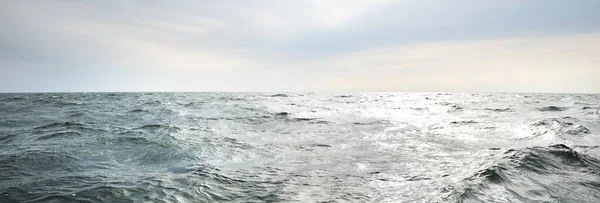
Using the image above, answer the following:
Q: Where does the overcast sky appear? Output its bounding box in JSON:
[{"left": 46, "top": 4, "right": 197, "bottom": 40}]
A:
[{"left": 1, "top": 0, "right": 599, "bottom": 92}]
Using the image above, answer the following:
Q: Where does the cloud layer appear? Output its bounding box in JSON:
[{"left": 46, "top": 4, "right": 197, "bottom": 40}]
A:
[{"left": 1, "top": 0, "right": 599, "bottom": 92}]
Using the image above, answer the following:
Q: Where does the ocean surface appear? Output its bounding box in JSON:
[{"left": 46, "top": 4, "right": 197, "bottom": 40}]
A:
[{"left": 1, "top": 93, "right": 600, "bottom": 203}]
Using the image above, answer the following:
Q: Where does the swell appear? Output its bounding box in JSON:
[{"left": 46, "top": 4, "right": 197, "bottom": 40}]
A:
[
  {"left": 1, "top": 165, "right": 286, "bottom": 203},
  {"left": 187, "top": 165, "right": 286, "bottom": 202},
  {"left": 2, "top": 97, "right": 26, "bottom": 102},
  {"left": 1, "top": 176, "right": 104, "bottom": 203},
  {"left": 35, "top": 131, "right": 82, "bottom": 141},
  {"left": 24, "top": 122, "right": 105, "bottom": 142},
  {"left": 95, "top": 125, "right": 186, "bottom": 166},
  {"left": 0, "top": 150, "right": 80, "bottom": 181},
  {"left": 524, "top": 118, "right": 591, "bottom": 140},
  {"left": 445, "top": 144, "right": 600, "bottom": 202}
]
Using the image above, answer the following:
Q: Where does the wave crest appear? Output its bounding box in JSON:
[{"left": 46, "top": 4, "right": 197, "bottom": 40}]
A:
[{"left": 446, "top": 144, "right": 600, "bottom": 202}]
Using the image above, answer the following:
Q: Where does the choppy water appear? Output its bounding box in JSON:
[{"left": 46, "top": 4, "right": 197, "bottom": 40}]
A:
[{"left": 1, "top": 93, "right": 600, "bottom": 202}]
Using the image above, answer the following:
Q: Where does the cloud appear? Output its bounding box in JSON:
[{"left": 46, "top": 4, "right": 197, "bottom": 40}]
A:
[
  {"left": 314, "top": 33, "right": 600, "bottom": 92},
  {"left": 0, "top": 0, "right": 599, "bottom": 92},
  {"left": 276, "top": 0, "right": 600, "bottom": 58}
]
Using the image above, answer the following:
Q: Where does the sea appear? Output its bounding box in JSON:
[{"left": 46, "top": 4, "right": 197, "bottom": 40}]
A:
[{"left": 1, "top": 92, "right": 599, "bottom": 202}]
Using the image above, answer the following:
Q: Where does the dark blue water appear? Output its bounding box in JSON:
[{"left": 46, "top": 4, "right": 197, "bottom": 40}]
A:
[{"left": 1, "top": 93, "right": 600, "bottom": 202}]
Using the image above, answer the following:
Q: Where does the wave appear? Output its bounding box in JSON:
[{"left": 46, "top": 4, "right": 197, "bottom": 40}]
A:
[
  {"left": 274, "top": 112, "right": 290, "bottom": 116},
  {"left": 335, "top": 95, "right": 352, "bottom": 98},
  {"left": 484, "top": 108, "right": 513, "bottom": 112},
  {"left": 292, "top": 118, "right": 315, "bottom": 122},
  {"left": 28, "top": 122, "right": 106, "bottom": 142},
  {"left": 67, "top": 112, "right": 87, "bottom": 118},
  {"left": 33, "top": 122, "right": 86, "bottom": 130},
  {"left": 95, "top": 133, "right": 185, "bottom": 166},
  {"left": 439, "top": 103, "right": 463, "bottom": 112},
  {"left": 142, "top": 100, "right": 162, "bottom": 105},
  {"left": 0, "top": 150, "right": 80, "bottom": 180},
  {"left": 0, "top": 176, "right": 105, "bottom": 203},
  {"left": 450, "top": 120, "right": 478, "bottom": 125},
  {"left": 438, "top": 102, "right": 457, "bottom": 106},
  {"left": 136, "top": 124, "right": 181, "bottom": 131},
  {"left": 1, "top": 175, "right": 216, "bottom": 203},
  {"left": 57, "top": 101, "right": 84, "bottom": 106},
  {"left": 352, "top": 120, "right": 389, "bottom": 125},
  {"left": 188, "top": 165, "right": 285, "bottom": 202},
  {"left": 528, "top": 118, "right": 590, "bottom": 138},
  {"left": 451, "top": 105, "right": 463, "bottom": 111},
  {"left": 129, "top": 109, "right": 148, "bottom": 113},
  {"left": 0, "top": 119, "right": 33, "bottom": 128},
  {"left": 35, "top": 131, "right": 82, "bottom": 141},
  {"left": 0, "top": 134, "right": 17, "bottom": 143},
  {"left": 298, "top": 144, "right": 332, "bottom": 151},
  {"left": 182, "top": 101, "right": 202, "bottom": 107},
  {"left": 538, "top": 106, "right": 568, "bottom": 112},
  {"left": 3, "top": 97, "right": 25, "bottom": 102},
  {"left": 270, "top": 94, "right": 288, "bottom": 97},
  {"left": 410, "top": 107, "right": 428, "bottom": 111},
  {"left": 445, "top": 144, "right": 600, "bottom": 202},
  {"left": 285, "top": 117, "right": 332, "bottom": 125}
]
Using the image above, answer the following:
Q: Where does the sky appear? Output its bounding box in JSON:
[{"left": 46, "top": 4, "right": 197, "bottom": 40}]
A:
[{"left": 1, "top": 0, "right": 600, "bottom": 93}]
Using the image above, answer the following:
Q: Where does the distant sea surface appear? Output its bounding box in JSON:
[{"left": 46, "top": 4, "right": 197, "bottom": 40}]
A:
[{"left": 1, "top": 93, "right": 600, "bottom": 202}]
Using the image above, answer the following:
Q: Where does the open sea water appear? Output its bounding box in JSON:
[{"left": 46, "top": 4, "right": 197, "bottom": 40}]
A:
[{"left": 1, "top": 92, "right": 600, "bottom": 202}]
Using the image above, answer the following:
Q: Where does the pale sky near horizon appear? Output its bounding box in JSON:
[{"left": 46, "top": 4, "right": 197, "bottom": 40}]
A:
[{"left": 1, "top": 0, "right": 600, "bottom": 93}]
